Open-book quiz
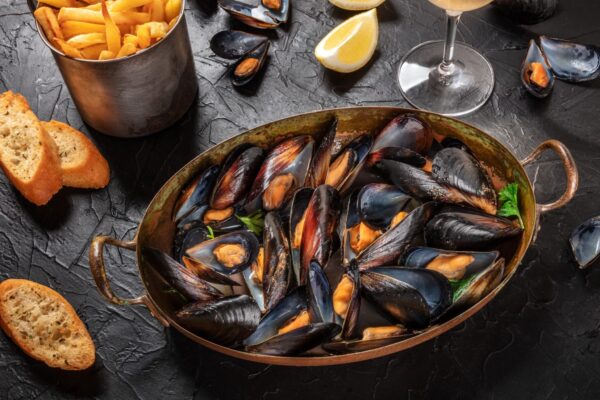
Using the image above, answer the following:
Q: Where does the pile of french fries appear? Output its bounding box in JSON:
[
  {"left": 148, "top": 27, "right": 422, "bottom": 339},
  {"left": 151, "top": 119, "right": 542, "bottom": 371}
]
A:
[{"left": 34, "top": 0, "right": 182, "bottom": 60}]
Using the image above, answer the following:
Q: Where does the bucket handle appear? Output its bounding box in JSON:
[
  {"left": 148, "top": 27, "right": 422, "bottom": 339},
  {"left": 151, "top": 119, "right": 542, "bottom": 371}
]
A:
[
  {"left": 520, "top": 139, "right": 579, "bottom": 215},
  {"left": 89, "top": 235, "right": 170, "bottom": 327}
]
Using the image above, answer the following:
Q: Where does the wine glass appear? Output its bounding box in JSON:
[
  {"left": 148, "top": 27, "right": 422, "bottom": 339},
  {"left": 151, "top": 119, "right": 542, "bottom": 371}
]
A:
[{"left": 397, "top": 0, "right": 494, "bottom": 116}]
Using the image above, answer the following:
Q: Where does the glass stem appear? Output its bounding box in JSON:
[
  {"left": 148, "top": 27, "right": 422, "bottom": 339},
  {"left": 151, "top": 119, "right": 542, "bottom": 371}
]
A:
[{"left": 439, "top": 11, "right": 462, "bottom": 76}]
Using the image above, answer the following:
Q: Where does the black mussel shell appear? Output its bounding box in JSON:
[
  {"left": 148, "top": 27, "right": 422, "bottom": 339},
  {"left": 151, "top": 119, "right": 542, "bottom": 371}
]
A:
[
  {"left": 246, "top": 322, "right": 341, "bottom": 356},
  {"left": 431, "top": 147, "right": 497, "bottom": 215},
  {"left": 340, "top": 190, "right": 361, "bottom": 265},
  {"left": 335, "top": 262, "right": 361, "bottom": 340},
  {"left": 247, "top": 135, "right": 315, "bottom": 212},
  {"left": 177, "top": 225, "right": 209, "bottom": 261},
  {"left": 182, "top": 256, "right": 240, "bottom": 287},
  {"left": 356, "top": 202, "right": 438, "bottom": 270},
  {"left": 218, "top": 0, "right": 280, "bottom": 29},
  {"left": 289, "top": 187, "right": 314, "bottom": 282},
  {"left": 358, "top": 183, "right": 417, "bottom": 230},
  {"left": 176, "top": 295, "right": 261, "bottom": 345},
  {"left": 262, "top": 212, "right": 293, "bottom": 312},
  {"left": 210, "top": 145, "right": 264, "bottom": 210},
  {"left": 142, "top": 247, "right": 223, "bottom": 302},
  {"left": 402, "top": 247, "right": 499, "bottom": 281},
  {"left": 569, "top": 216, "right": 600, "bottom": 269},
  {"left": 539, "top": 36, "right": 600, "bottom": 82},
  {"left": 366, "top": 146, "right": 426, "bottom": 169},
  {"left": 361, "top": 267, "right": 452, "bottom": 329},
  {"left": 308, "top": 118, "right": 338, "bottom": 188},
  {"left": 494, "top": 0, "right": 557, "bottom": 25},
  {"left": 261, "top": 0, "right": 289, "bottom": 23},
  {"left": 173, "top": 166, "right": 220, "bottom": 222},
  {"left": 232, "top": 41, "right": 270, "bottom": 87},
  {"left": 372, "top": 115, "right": 433, "bottom": 155},
  {"left": 325, "top": 134, "right": 372, "bottom": 194},
  {"left": 308, "top": 261, "right": 334, "bottom": 323},
  {"left": 323, "top": 329, "right": 412, "bottom": 354},
  {"left": 425, "top": 209, "right": 522, "bottom": 250},
  {"left": 299, "top": 185, "right": 341, "bottom": 285},
  {"left": 185, "top": 230, "right": 260, "bottom": 275},
  {"left": 451, "top": 258, "right": 505, "bottom": 311},
  {"left": 521, "top": 40, "right": 554, "bottom": 98},
  {"left": 210, "top": 30, "right": 268, "bottom": 59}
]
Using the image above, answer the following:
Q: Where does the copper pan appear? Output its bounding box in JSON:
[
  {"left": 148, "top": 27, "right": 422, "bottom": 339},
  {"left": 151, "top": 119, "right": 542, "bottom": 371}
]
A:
[{"left": 88, "top": 107, "right": 578, "bottom": 366}]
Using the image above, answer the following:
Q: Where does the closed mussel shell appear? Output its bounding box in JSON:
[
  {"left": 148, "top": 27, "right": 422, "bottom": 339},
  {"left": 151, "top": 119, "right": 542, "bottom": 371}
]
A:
[
  {"left": 210, "top": 30, "right": 268, "bottom": 59},
  {"left": 262, "top": 212, "right": 293, "bottom": 312},
  {"left": 358, "top": 183, "right": 417, "bottom": 231},
  {"left": 372, "top": 114, "right": 433, "bottom": 155}
]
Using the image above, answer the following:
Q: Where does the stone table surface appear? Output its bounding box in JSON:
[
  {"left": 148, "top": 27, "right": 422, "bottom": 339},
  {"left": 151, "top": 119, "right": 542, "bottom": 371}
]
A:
[{"left": 1, "top": 0, "right": 600, "bottom": 399}]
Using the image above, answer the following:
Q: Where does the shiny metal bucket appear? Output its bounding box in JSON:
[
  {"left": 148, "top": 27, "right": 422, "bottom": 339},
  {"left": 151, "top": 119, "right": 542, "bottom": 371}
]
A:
[{"left": 32, "top": 1, "right": 197, "bottom": 138}]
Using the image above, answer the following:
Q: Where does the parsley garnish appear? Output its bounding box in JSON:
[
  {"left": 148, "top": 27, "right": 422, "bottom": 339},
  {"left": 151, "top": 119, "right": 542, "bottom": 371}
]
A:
[
  {"left": 236, "top": 210, "right": 265, "bottom": 236},
  {"left": 449, "top": 275, "right": 477, "bottom": 303},
  {"left": 497, "top": 182, "right": 524, "bottom": 229},
  {"left": 206, "top": 225, "right": 215, "bottom": 240}
]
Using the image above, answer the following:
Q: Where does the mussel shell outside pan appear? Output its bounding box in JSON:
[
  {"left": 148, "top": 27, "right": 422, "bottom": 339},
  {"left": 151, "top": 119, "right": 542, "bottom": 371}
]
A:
[
  {"left": 539, "top": 36, "right": 600, "bottom": 82},
  {"left": 218, "top": 0, "right": 281, "bottom": 29},
  {"left": 173, "top": 166, "right": 220, "bottom": 222},
  {"left": 569, "top": 216, "right": 600, "bottom": 269},
  {"left": 372, "top": 114, "right": 433, "bottom": 155},
  {"left": 261, "top": 0, "right": 290, "bottom": 23},
  {"left": 262, "top": 212, "right": 293, "bottom": 312},
  {"left": 402, "top": 247, "right": 499, "bottom": 281},
  {"left": 210, "top": 30, "right": 269, "bottom": 60},
  {"left": 521, "top": 40, "right": 554, "bottom": 98},
  {"left": 246, "top": 322, "right": 341, "bottom": 356},
  {"left": 176, "top": 295, "right": 261, "bottom": 345},
  {"left": 185, "top": 231, "right": 260, "bottom": 275},
  {"left": 231, "top": 41, "right": 270, "bottom": 87}
]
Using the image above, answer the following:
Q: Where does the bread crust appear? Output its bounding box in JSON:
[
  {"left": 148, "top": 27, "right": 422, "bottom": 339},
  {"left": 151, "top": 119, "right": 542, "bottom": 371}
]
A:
[
  {"left": 42, "top": 120, "right": 110, "bottom": 189},
  {"left": 0, "top": 91, "right": 63, "bottom": 205},
  {"left": 0, "top": 279, "right": 96, "bottom": 370}
]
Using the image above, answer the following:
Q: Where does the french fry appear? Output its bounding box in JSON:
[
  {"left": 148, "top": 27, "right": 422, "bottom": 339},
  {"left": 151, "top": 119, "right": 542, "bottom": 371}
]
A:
[
  {"left": 39, "top": 0, "right": 76, "bottom": 8},
  {"left": 53, "top": 38, "right": 84, "bottom": 58},
  {"left": 142, "top": 21, "right": 167, "bottom": 39},
  {"left": 135, "top": 24, "right": 150, "bottom": 49},
  {"left": 150, "top": 0, "right": 164, "bottom": 22},
  {"left": 101, "top": 0, "right": 121, "bottom": 54},
  {"left": 58, "top": 8, "right": 150, "bottom": 25},
  {"left": 116, "top": 42, "right": 137, "bottom": 58},
  {"left": 84, "top": 3, "right": 102, "bottom": 9},
  {"left": 110, "top": 0, "right": 152, "bottom": 12},
  {"left": 35, "top": 7, "right": 64, "bottom": 41},
  {"left": 66, "top": 32, "right": 106, "bottom": 48},
  {"left": 79, "top": 0, "right": 101, "bottom": 4},
  {"left": 60, "top": 21, "right": 104, "bottom": 38},
  {"left": 164, "top": 0, "right": 181, "bottom": 23},
  {"left": 79, "top": 43, "right": 107, "bottom": 58},
  {"left": 98, "top": 50, "right": 115, "bottom": 60},
  {"left": 167, "top": 16, "right": 177, "bottom": 30},
  {"left": 123, "top": 33, "right": 139, "bottom": 47}
]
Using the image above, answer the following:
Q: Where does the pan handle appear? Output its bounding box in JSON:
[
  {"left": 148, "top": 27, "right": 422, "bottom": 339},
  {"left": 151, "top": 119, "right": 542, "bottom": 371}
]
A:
[
  {"left": 89, "top": 235, "right": 170, "bottom": 327},
  {"left": 521, "top": 139, "right": 579, "bottom": 215}
]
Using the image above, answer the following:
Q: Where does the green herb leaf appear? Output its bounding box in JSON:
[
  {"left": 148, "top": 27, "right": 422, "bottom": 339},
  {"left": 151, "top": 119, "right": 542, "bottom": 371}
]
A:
[
  {"left": 236, "top": 210, "right": 265, "bottom": 236},
  {"left": 206, "top": 225, "right": 215, "bottom": 240},
  {"left": 497, "top": 182, "right": 524, "bottom": 229},
  {"left": 449, "top": 275, "right": 477, "bottom": 303}
]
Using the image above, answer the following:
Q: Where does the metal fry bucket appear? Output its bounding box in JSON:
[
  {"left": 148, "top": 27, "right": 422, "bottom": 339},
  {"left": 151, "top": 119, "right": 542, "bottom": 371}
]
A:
[{"left": 33, "top": 2, "right": 197, "bottom": 138}]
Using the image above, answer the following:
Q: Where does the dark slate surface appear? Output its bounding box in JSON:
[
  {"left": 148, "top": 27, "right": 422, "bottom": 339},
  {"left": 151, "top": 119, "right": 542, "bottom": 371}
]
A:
[{"left": 1, "top": 0, "right": 600, "bottom": 398}]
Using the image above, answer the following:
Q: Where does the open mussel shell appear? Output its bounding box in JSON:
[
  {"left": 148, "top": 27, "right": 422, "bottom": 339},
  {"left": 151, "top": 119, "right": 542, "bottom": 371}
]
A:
[
  {"left": 288, "top": 187, "right": 314, "bottom": 282},
  {"left": 246, "top": 322, "right": 341, "bottom": 356},
  {"left": 521, "top": 40, "right": 554, "bottom": 98},
  {"left": 361, "top": 267, "right": 452, "bottom": 329},
  {"left": 451, "top": 258, "right": 505, "bottom": 312},
  {"left": 182, "top": 256, "right": 240, "bottom": 287},
  {"left": 431, "top": 147, "right": 497, "bottom": 215},
  {"left": 323, "top": 327, "right": 412, "bottom": 355},
  {"left": 262, "top": 212, "right": 293, "bottom": 312},
  {"left": 307, "top": 118, "right": 337, "bottom": 188},
  {"left": 325, "top": 134, "right": 372, "bottom": 194},
  {"left": 176, "top": 295, "right": 261, "bottom": 346},
  {"left": 333, "top": 263, "right": 361, "bottom": 339},
  {"left": 231, "top": 41, "right": 270, "bottom": 87},
  {"left": 372, "top": 115, "right": 433, "bottom": 155},
  {"left": 174, "top": 223, "right": 208, "bottom": 261},
  {"left": 539, "top": 36, "right": 600, "bottom": 82},
  {"left": 173, "top": 165, "right": 220, "bottom": 222},
  {"left": 358, "top": 184, "right": 417, "bottom": 231},
  {"left": 403, "top": 247, "right": 499, "bottom": 281},
  {"left": 308, "top": 261, "right": 334, "bottom": 323},
  {"left": 142, "top": 247, "right": 223, "bottom": 302},
  {"left": 209, "top": 144, "right": 264, "bottom": 210},
  {"left": 356, "top": 202, "right": 438, "bottom": 270},
  {"left": 569, "top": 216, "right": 600, "bottom": 269},
  {"left": 247, "top": 135, "right": 315, "bottom": 212},
  {"left": 218, "top": 0, "right": 280, "bottom": 29},
  {"left": 340, "top": 190, "right": 361, "bottom": 265},
  {"left": 261, "top": 0, "right": 289, "bottom": 23},
  {"left": 210, "top": 30, "right": 268, "bottom": 59},
  {"left": 425, "top": 209, "right": 522, "bottom": 250},
  {"left": 299, "top": 185, "right": 341, "bottom": 285},
  {"left": 185, "top": 231, "right": 259, "bottom": 275}
]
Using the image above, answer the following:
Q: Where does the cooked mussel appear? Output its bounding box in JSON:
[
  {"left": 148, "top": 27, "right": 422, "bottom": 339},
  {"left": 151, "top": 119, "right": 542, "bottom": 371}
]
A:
[
  {"left": 425, "top": 208, "right": 522, "bottom": 250},
  {"left": 332, "top": 263, "right": 361, "bottom": 339},
  {"left": 403, "top": 247, "right": 499, "bottom": 281},
  {"left": 539, "top": 36, "right": 600, "bottom": 82},
  {"left": 307, "top": 119, "right": 337, "bottom": 188},
  {"left": 218, "top": 0, "right": 284, "bottom": 29},
  {"left": 451, "top": 258, "right": 505, "bottom": 311},
  {"left": 185, "top": 231, "right": 260, "bottom": 275},
  {"left": 142, "top": 247, "right": 223, "bottom": 302},
  {"left": 569, "top": 216, "right": 600, "bottom": 269},
  {"left": 361, "top": 267, "right": 452, "bottom": 329},
  {"left": 299, "top": 185, "right": 341, "bottom": 285},
  {"left": 247, "top": 135, "right": 314, "bottom": 212},
  {"left": 340, "top": 190, "right": 366, "bottom": 264},
  {"left": 521, "top": 40, "right": 554, "bottom": 98},
  {"left": 242, "top": 246, "right": 266, "bottom": 312},
  {"left": 261, "top": 0, "right": 289, "bottom": 23},
  {"left": 247, "top": 322, "right": 340, "bottom": 356},
  {"left": 262, "top": 212, "right": 293, "bottom": 311},
  {"left": 325, "top": 135, "right": 372, "bottom": 194},
  {"left": 174, "top": 224, "right": 209, "bottom": 261},
  {"left": 288, "top": 187, "right": 314, "bottom": 282},
  {"left": 322, "top": 325, "right": 411, "bottom": 354},
  {"left": 308, "top": 261, "right": 334, "bottom": 323},
  {"left": 366, "top": 146, "right": 426, "bottom": 169},
  {"left": 358, "top": 184, "right": 418, "bottom": 231},
  {"left": 173, "top": 165, "right": 220, "bottom": 222},
  {"left": 176, "top": 295, "right": 261, "bottom": 345},
  {"left": 210, "top": 30, "right": 268, "bottom": 59},
  {"left": 372, "top": 115, "right": 433, "bottom": 155},
  {"left": 231, "top": 41, "right": 270, "bottom": 87}
]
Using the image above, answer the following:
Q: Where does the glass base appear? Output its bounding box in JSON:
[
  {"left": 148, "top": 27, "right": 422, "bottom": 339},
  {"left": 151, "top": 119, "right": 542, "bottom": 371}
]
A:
[{"left": 397, "top": 40, "right": 494, "bottom": 117}]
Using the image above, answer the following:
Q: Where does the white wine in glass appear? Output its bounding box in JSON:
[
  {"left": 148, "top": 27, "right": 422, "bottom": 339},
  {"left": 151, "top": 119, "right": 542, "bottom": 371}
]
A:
[{"left": 397, "top": 0, "right": 495, "bottom": 116}]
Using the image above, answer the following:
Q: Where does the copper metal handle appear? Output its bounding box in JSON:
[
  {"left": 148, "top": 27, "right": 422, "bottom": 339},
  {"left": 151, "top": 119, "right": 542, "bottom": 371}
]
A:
[{"left": 521, "top": 139, "right": 579, "bottom": 215}]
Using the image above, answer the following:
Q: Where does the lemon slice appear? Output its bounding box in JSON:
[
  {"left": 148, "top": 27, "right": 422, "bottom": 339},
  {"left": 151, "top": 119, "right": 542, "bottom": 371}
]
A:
[
  {"left": 315, "top": 9, "right": 378, "bottom": 73},
  {"left": 328, "top": 0, "right": 385, "bottom": 11}
]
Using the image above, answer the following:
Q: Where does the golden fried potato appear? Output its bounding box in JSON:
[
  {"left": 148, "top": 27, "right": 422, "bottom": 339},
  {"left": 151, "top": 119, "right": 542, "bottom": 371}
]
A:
[
  {"left": 34, "top": 7, "right": 64, "bottom": 41},
  {"left": 66, "top": 32, "right": 106, "bottom": 48},
  {"left": 98, "top": 50, "right": 115, "bottom": 60}
]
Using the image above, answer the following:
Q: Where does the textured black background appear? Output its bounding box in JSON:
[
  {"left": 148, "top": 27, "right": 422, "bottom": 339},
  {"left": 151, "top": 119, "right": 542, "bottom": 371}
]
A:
[{"left": 1, "top": 0, "right": 600, "bottom": 399}]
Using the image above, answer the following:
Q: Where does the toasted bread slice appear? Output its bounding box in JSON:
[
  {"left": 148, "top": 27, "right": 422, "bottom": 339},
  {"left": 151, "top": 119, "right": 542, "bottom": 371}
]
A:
[
  {"left": 0, "top": 279, "right": 95, "bottom": 370},
  {"left": 42, "top": 121, "right": 110, "bottom": 189},
  {"left": 0, "top": 91, "right": 62, "bottom": 205}
]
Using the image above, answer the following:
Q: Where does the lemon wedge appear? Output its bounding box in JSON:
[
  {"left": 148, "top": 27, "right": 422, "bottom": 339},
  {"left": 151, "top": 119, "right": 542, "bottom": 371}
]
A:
[
  {"left": 328, "top": 0, "right": 385, "bottom": 11},
  {"left": 315, "top": 9, "right": 378, "bottom": 73}
]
